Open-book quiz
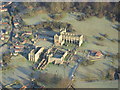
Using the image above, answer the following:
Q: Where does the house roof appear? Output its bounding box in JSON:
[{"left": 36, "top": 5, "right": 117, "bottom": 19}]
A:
[
  {"left": 4, "top": 37, "right": 9, "bottom": 39},
  {"left": 26, "top": 31, "right": 32, "bottom": 33},
  {"left": 14, "top": 45, "right": 24, "bottom": 48},
  {"left": 95, "top": 51, "right": 103, "bottom": 56},
  {"left": 21, "top": 40, "right": 27, "bottom": 44},
  {"left": 14, "top": 22, "right": 19, "bottom": 25},
  {"left": 89, "top": 50, "right": 103, "bottom": 57},
  {"left": 1, "top": 22, "right": 8, "bottom": 25},
  {"left": 21, "top": 31, "right": 32, "bottom": 36},
  {"left": 14, "top": 49, "right": 23, "bottom": 52},
  {"left": 25, "top": 31, "right": 32, "bottom": 34},
  {"left": 0, "top": 8, "right": 7, "bottom": 11}
]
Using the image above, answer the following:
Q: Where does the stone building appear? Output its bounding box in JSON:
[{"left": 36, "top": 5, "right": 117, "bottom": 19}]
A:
[
  {"left": 47, "top": 47, "right": 68, "bottom": 64},
  {"left": 54, "top": 28, "right": 84, "bottom": 46},
  {"left": 37, "top": 47, "right": 68, "bottom": 70},
  {"left": 28, "top": 47, "right": 44, "bottom": 62}
]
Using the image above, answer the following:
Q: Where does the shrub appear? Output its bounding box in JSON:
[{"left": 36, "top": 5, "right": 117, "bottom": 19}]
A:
[
  {"left": 2, "top": 53, "right": 12, "bottom": 64},
  {"left": 95, "top": 36, "right": 104, "bottom": 41},
  {"left": 80, "top": 60, "right": 94, "bottom": 66},
  {"left": 110, "top": 39, "right": 116, "bottom": 43}
]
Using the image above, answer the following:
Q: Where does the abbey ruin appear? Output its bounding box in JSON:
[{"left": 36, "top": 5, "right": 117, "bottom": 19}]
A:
[
  {"left": 54, "top": 28, "right": 84, "bottom": 47},
  {"left": 28, "top": 28, "right": 84, "bottom": 70}
]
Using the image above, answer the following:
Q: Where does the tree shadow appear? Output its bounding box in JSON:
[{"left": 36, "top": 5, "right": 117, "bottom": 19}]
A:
[
  {"left": 105, "top": 16, "right": 112, "bottom": 22},
  {"left": 6, "top": 77, "right": 15, "bottom": 83},
  {"left": 92, "top": 41, "right": 104, "bottom": 46},
  {"left": 103, "top": 62, "right": 115, "bottom": 69},
  {"left": 17, "top": 66, "right": 32, "bottom": 76},
  {"left": 17, "top": 75, "right": 29, "bottom": 85},
  {"left": 75, "top": 71, "right": 88, "bottom": 79}
]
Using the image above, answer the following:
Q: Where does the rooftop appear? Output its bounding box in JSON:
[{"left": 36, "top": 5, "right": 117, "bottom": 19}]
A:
[
  {"left": 89, "top": 50, "right": 103, "bottom": 57},
  {"left": 14, "top": 45, "right": 25, "bottom": 48}
]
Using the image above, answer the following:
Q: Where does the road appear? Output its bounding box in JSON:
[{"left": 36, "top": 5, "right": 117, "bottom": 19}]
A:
[
  {"left": 7, "top": 5, "right": 15, "bottom": 42},
  {"left": 69, "top": 59, "right": 83, "bottom": 80},
  {"left": 67, "top": 58, "right": 83, "bottom": 89}
]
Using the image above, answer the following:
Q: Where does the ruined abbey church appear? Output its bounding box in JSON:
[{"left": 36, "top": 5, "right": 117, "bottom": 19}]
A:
[{"left": 54, "top": 28, "right": 84, "bottom": 46}]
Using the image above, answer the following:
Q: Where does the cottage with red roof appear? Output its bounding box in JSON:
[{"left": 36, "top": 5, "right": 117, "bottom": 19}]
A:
[
  {"left": 22, "top": 31, "right": 32, "bottom": 36},
  {"left": 21, "top": 40, "right": 27, "bottom": 44},
  {"left": 14, "top": 22, "right": 19, "bottom": 26},
  {"left": 15, "top": 33, "right": 19, "bottom": 38},
  {"left": 0, "top": 8, "right": 7, "bottom": 12},
  {"left": 1, "top": 22, "right": 9, "bottom": 25},
  {"left": 25, "top": 31, "right": 32, "bottom": 35},
  {"left": 14, "top": 49, "right": 23, "bottom": 53},
  {"left": 1, "top": 35, "right": 5, "bottom": 40},
  {"left": 87, "top": 50, "right": 103, "bottom": 59},
  {"left": 13, "top": 45, "right": 25, "bottom": 55},
  {"left": 14, "top": 45, "right": 24, "bottom": 49}
]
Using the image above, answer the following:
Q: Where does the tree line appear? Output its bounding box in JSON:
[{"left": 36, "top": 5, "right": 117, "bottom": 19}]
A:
[{"left": 19, "top": 2, "right": 120, "bottom": 22}]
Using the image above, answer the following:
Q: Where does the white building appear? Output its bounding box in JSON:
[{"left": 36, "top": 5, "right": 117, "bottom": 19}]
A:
[{"left": 28, "top": 47, "right": 44, "bottom": 62}]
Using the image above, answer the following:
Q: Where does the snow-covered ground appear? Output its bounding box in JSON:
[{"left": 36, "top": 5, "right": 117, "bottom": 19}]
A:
[
  {"left": 74, "top": 80, "right": 118, "bottom": 88},
  {"left": 1, "top": 55, "right": 33, "bottom": 85},
  {"left": 60, "top": 14, "right": 119, "bottom": 53},
  {"left": 23, "top": 13, "right": 118, "bottom": 53},
  {"left": 12, "top": 13, "right": 119, "bottom": 88},
  {"left": 34, "top": 40, "right": 53, "bottom": 48},
  {"left": 23, "top": 14, "right": 50, "bottom": 25}
]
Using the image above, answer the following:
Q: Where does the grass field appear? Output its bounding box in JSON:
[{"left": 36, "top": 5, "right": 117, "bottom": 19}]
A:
[{"left": 21, "top": 12, "right": 119, "bottom": 88}]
